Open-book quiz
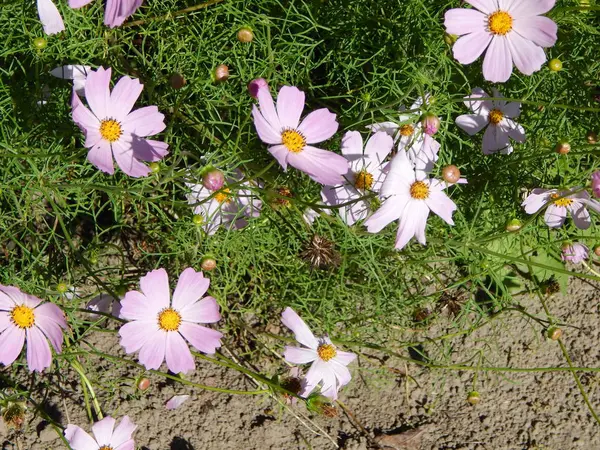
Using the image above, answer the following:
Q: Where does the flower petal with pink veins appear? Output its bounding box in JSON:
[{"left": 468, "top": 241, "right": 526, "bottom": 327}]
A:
[
  {"left": 110, "top": 416, "right": 137, "bottom": 448},
  {"left": 281, "top": 307, "right": 318, "bottom": 350},
  {"left": 35, "top": 318, "right": 64, "bottom": 354},
  {"left": 123, "top": 106, "right": 166, "bottom": 137},
  {"left": 180, "top": 296, "right": 220, "bottom": 324},
  {"left": 287, "top": 146, "right": 348, "bottom": 186},
  {"left": 0, "top": 290, "right": 15, "bottom": 311},
  {"left": 455, "top": 114, "right": 488, "bottom": 136},
  {"left": 364, "top": 199, "right": 406, "bottom": 233},
  {"left": 119, "top": 320, "right": 156, "bottom": 353},
  {"left": 178, "top": 322, "right": 223, "bottom": 354},
  {"left": 364, "top": 131, "right": 393, "bottom": 165},
  {"left": 171, "top": 268, "right": 210, "bottom": 311},
  {"left": 426, "top": 190, "right": 457, "bottom": 226},
  {"left": 165, "top": 332, "right": 195, "bottom": 374},
  {"left": 297, "top": 109, "right": 338, "bottom": 144},
  {"left": 26, "top": 327, "right": 52, "bottom": 372},
  {"left": 444, "top": 9, "right": 486, "bottom": 36},
  {"left": 508, "top": 0, "right": 556, "bottom": 17},
  {"left": 130, "top": 137, "right": 169, "bottom": 162},
  {"left": 302, "top": 358, "right": 326, "bottom": 395},
  {"left": 0, "top": 325, "right": 25, "bottom": 367},
  {"left": 482, "top": 124, "right": 510, "bottom": 154},
  {"left": 284, "top": 346, "right": 318, "bottom": 364},
  {"left": 139, "top": 269, "right": 171, "bottom": 311},
  {"left": 0, "top": 312, "right": 10, "bottom": 334},
  {"left": 85, "top": 67, "right": 112, "bottom": 120},
  {"left": 72, "top": 94, "right": 99, "bottom": 130},
  {"left": 64, "top": 425, "right": 99, "bottom": 449},
  {"left": 393, "top": 201, "right": 419, "bottom": 250},
  {"left": 120, "top": 291, "right": 161, "bottom": 321},
  {"left": 453, "top": 32, "right": 492, "bottom": 65},
  {"left": 506, "top": 32, "right": 546, "bottom": 76},
  {"left": 138, "top": 330, "right": 167, "bottom": 370},
  {"left": 521, "top": 190, "right": 551, "bottom": 214},
  {"left": 109, "top": 76, "right": 143, "bottom": 120},
  {"left": 483, "top": 36, "right": 513, "bottom": 83},
  {"left": 85, "top": 130, "right": 103, "bottom": 149},
  {"left": 112, "top": 140, "right": 151, "bottom": 178},
  {"left": 276, "top": 86, "right": 305, "bottom": 129},
  {"left": 37, "top": 0, "right": 65, "bottom": 35},
  {"left": 513, "top": 16, "right": 557, "bottom": 48},
  {"left": 35, "top": 302, "right": 67, "bottom": 327},
  {"left": 92, "top": 416, "right": 116, "bottom": 446}
]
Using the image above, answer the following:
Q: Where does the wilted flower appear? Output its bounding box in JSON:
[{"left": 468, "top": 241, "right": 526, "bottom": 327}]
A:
[
  {"left": 456, "top": 88, "right": 525, "bottom": 155},
  {"left": 2, "top": 402, "right": 26, "bottom": 430},
  {"left": 37, "top": 0, "right": 65, "bottom": 35},
  {"left": 322, "top": 131, "right": 393, "bottom": 225},
  {"left": 0, "top": 285, "right": 67, "bottom": 372},
  {"left": 281, "top": 367, "right": 305, "bottom": 405},
  {"left": 444, "top": 0, "right": 558, "bottom": 82},
  {"left": 561, "top": 242, "right": 589, "bottom": 264},
  {"left": 522, "top": 187, "right": 600, "bottom": 229},
  {"left": 591, "top": 171, "right": 600, "bottom": 198},
  {"left": 300, "top": 235, "right": 340, "bottom": 269},
  {"left": 65, "top": 416, "right": 136, "bottom": 450},
  {"left": 252, "top": 85, "right": 348, "bottom": 185},
  {"left": 71, "top": 67, "right": 168, "bottom": 177},
  {"left": 50, "top": 65, "right": 91, "bottom": 96},
  {"left": 119, "top": 268, "right": 223, "bottom": 374},
  {"left": 421, "top": 114, "right": 440, "bottom": 136},
  {"left": 281, "top": 307, "right": 356, "bottom": 400},
  {"left": 69, "top": 0, "right": 143, "bottom": 28}
]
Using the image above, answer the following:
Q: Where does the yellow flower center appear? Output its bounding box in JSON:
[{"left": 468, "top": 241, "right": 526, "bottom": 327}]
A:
[
  {"left": 214, "top": 188, "right": 232, "bottom": 204},
  {"left": 10, "top": 305, "right": 35, "bottom": 329},
  {"left": 99, "top": 119, "right": 123, "bottom": 143},
  {"left": 317, "top": 344, "right": 337, "bottom": 362},
  {"left": 399, "top": 124, "right": 414, "bottom": 137},
  {"left": 99, "top": 447, "right": 113, "bottom": 450},
  {"left": 488, "top": 109, "right": 504, "bottom": 125},
  {"left": 281, "top": 129, "right": 306, "bottom": 153},
  {"left": 158, "top": 308, "right": 182, "bottom": 332},
  {"left": 551, "top": 193, "right": 573, "bottom": 207},
  {"left": 354, "top": 170, "right": 374, "bottom": 190},
  {"left": 410, "top": 181, "right": 430, "bottom": 200},
  {"left": 488, "top": 11, "right": 513, "bottom": 35}
]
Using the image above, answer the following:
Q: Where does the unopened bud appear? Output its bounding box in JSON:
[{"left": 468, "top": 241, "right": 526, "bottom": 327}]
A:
[
  {"left": 57, "top": 283, "right": 69, "bottom": 294},
  {"left": 149, "top": 162, "right": 160, "bottom": 173},
  {"left": 467, "top": 391, "right": 480, "bottom": 405},
  {"left": 547, "top": 326, "right": 562, "bottom": 341},
  {"left": 421, "top": 114, "right": 440, "bottom": 136},
  {"left": 137, "top": 378, "right": 150, "bottom": 391},
  {"left": 169, "top": 73, "right": 186, "bottom": 89},
  {"left": 442, "top": 165, "right": 461, "bottom": 184},
  {"left": 202, "top": 169, "right": 225, "bottom": 191},
  {"left": 505, "top": 219, "right": 522, "bottom": 232},
  {"left": 595, "top": 246, "right": 600, "bottom": 257},
  {"left": 592, "top": 172, "right": 600, "bottom": 198},
  {"left": 237, "top": 27, "right": 254, "bottom": 43},
  {"left": 548, "top": 58, "right": 563, "bottom": 72},
  {"left": 555, "top": 141, "right": 571, "bottom": 155},
  {"left": 214, "top": 64, "right": 230, "bottom": 83},
  {"left": 201, "top": 257, "right": 217, "bottom": 272},
  {"left": 192, "top": 214, "right": 204, "bottom": 225},
  {"left": 586, "top": 131, "right": 598, "bottom": 144},
  {"left": 248, "top": 78, "right": 268, "bottom": 98}
]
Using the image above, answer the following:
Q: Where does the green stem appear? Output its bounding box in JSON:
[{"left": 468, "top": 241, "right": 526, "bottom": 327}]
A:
[{"left": 124, "top": 0, "right": 226, "bottom": 28}]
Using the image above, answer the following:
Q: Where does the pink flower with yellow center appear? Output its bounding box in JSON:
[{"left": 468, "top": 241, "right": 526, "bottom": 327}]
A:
[
  {"left": 0, "top": 285, "right": 67, "bottom": 372},
  {"left": 522, "top": 188, "right": 600, "bottom": 229},
  {"left": 445, "top": 0, "right": 558, "bottom": 82},
  {"left": 252, "top": 85, "right": 348, "bottom": 186},
  {"left": 69, "top": 0, "right": 143, "bottom": 28},
  {"left": 65, "top": 416, "right": 136, "bottom": 450},
  {"left": 119, "top": 268, "right": 223, "bottom": 374}
]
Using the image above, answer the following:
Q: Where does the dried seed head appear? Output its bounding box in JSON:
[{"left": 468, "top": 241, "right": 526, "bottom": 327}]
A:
[
  {"left": 547, "top": 326, "right": 562, "bottom": 341},
  {"left": 467, "top": 391, "right": 481, "bottom": 405},
  {"left": 137, "top": 378, "right": 150, "bottom": 391},
  {"left": 169, "top": 73, "right": 186, "bottom": 89},
  {"left": 237, "top": 27, "right": 254, "bottom": 43},
  {"left": 214, "top": 64, "right": 230, "bottom": 83},
  {"left": 2, "top": 402, "right": 26, "bottom": 429},
  {"left": 587, "top": 131, "right": 598, "bottom": 144},
  {"left": 555, "top": 141, "right": 571, "bottom": 155},
  {"left": 442, "top": 165, "right": 461, "bottom": 184},
  {"left": 201, "top": 257, "right": 217, "bottom": 272},
  {"left": 300, "top": 235, "right": 340, "bottom": 269}
]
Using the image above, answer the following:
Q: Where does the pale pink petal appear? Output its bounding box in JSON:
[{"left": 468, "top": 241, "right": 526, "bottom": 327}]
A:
[
  {"left": 464, "top": 0, "right": 496, "bottom": 14},
  {"left": 412, "top": 135, "right": 440, "bottom": 176},
  {"left": 444, "top": 9, "right": 486, "bottom": 36},
  {"left": 35, "top": 318, "right": 64, "bottom": 354},
  {"left": 85, "top": 67, "right": 112, "bottom": 120},
  {"left": 268, "top": 144, "right": 290, "bottom": 170},
  {"left": 109, "top": 76, "right": 143, "bottom": 120},
  {"left": 365, "top": 198, "right": 406, "bottom": 233},
  {"left": 483, "top": 36, "right": 513, "bottom": 83},
  {"left": 69, "top": 0, "right": 94, "bottom": 7},
  {"left": 180, "top": 296, "right": 220, "bottom": 324},
  {"left": 0, "top": 291, "right": 16, "bottom": 310},
  {"left": 85, "top": 130, "right": 103, "bottom": 149},
  {"left": 35, "top": 302, "right": 67, "bottom": 327},
  {"left": 284, "top": 346, "right": 318, "bottom": 364},
  {"left": 88, "top": 141, "right": 115, "bottom": 174},
  {"left": 72, "top": 95, "right": 99, "bottom": 130},
  {"left": 138, "top": 330, "right": 167, "bottom": 370},
  {"left": 506, "top": 32, "right": 547, "bottom": 76},
  {"left": 0, "top": 312, "right": 10, "bottom": 334},
  {"left": 122, "top": 106, "right": 166, "bottom": 137},
  {"left": 380, "top": 151, "right": 415, "bottom": 197},
  {"left": 0, "top": 326, "right": 25, "bottom": 367},
  {"left": 281, "top": 307, "right": 318, "bottom": 350},
  {"left": 464, "top": 87, "right": 492, "bottom": 114},
  {"left": 544, "top": 204, "right": 567, "bottom": 228},
  {"left": 120, "top": 290, "right": 162, "bottom": 321},
  {"left": 502, "top": 101, "right": 521, "bottom": 118},
  {"left": 112, "top": 140, "right": 150, "bottom": 178},
  {"left": 366, "top": 121, "right": 400, "bottom": 140},
  {"left": 119, "top": 320, "right": 156, "bottom": 353},
  {"left": 64, "top": 425, "right": 99, "bottom": 450},
  {"left": 129, "top": 137, "right": 168, "bottom": 162},
  {"left": 412, "top": 201, "right": 430, "bottom": 246},
  {"left": 165, "top": 395, "right": 190, "bottom": 410},
  {"left": 482, "top": 124, "right": 510, "bottom": 154},
  {"left": 252, "top": 105, "right": 282, "bottom": 144},
  {"left": 302, "top": 359, "right": 327, "bottom": 396},
  {"left": 453, "top": 32, "right": 492, "bottom": 65},
  {"left": 256, "top": 86, "right": 281, "bottom": 131},
  {"left": 37, "top": 0, "right": 65, "bottom": 35},
  {"left": 276, "top": 86, "right": 305, "bottom": 129},
  {"left": 581, "top": 198, "right": 600, "bottom": 215},
  {"left": 319, "top": 365, "right": 339, "bottom": 400},
  {"left": 26, "top": 327, "right": 52, "bottom": 372},
  {"left": 92, "top": 416, "right": 116, "bottom": 446},
  {"left": 364, "top": 131, "right": 393, "bottom": 165},
  {"left": 110, "top": 416, "right": 136, "bottom": 448},
  {"left": 171, "top": 268, "right": 209, "bottom": 311},
  {"left": 334, "top": 350, "right": 356, "bottom": 366},
  {"left": 455, "top": 114, "right": 488, "bottom": 136},
  {"left": 287, "top": 146, "right": 348, "bottom": 186},
  {"left": 340, "top": 131, "right": 364, "bottom": 160},
  {"left": 165, "top": 332, "right": 195, "bottom": 374},
  {"left": 297, "top": 109, "right": 339, "bottom": 144},
  {"left": 509, "top": 0, "right": 556, "bottom": 17},
  {"left": 331, "top": 361, "right": 352, "bottom": 387},
  {"left": 503, "top": 119, "right": 526, "bottom": 143},
  {"left": 104, "top": 0, "right": 142, "bottom": 27},
  {"left": 522, "top": 189, "right": 551, "bottom": 214},
  {"left": 394, "top": 201, "right": 419, "bottom": 250},
  {"left": 568, "top": 203, "right": 591, "bottom": 230},
  {"left": 178, "top": 322, "right": 222, "bottom": 354},
  {"left": 513, "top": 16, "right": 557, "bottom": 48}
]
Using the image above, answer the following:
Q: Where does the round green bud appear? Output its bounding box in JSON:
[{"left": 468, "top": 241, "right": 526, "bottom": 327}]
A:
[
  {"left": 200, "top": 257, "right": 217, "bottom": 272},
  {"left": 192, "top": 214, "right": 204, "bottom": 225},
  {"left": 56, "top": 283, "right": 68, "bottom": 294},
  {"left": 467, "top": 391, "right": 481, "bottom": 405},
  {"left": 237, "top": 27, "right": 254, "bottom": 43},
  {"left": 33, "top": 37, "right": 47, "bottom": 50},
  {"left": 547, "top": 326, "right": 562, "bottom": 340},
  {"left": 548, "top": 59, "right": 563, "bottom": 72},
  {"left": 505, "top": 219, "right": 522, "bottom": 232},
  {"left": 149, "top": 162, "right": 160, "bottom": 173}
]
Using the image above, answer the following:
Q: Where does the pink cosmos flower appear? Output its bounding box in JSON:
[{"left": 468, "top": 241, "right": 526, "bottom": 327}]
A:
[
  {"left": 522, "top": 188, "right": 600, "bottom": 229},
  {"left": 119, "top": 268, "right": 223, "bottom": 374},
  {"left": 322, "top": 131, "right": 394, "bottom": 225},
  {"left": 71, "top": 67, "right": 168, "bottom": 177},
  {"left": 561, "top": 243, "right": 589, "bottom": 264},
  {"left": 186, "top": 170, "right": 262, "bottom": 235},
  {"left": 69, "top": 0, "right": 143, "bottom": 28},
  {"left": 0, "top": 285, "right": 67, "bottom": 372},
  {"left": 591, "top": 171, "right": 600, "bottom": 198},
  {"left": 252, "top": 85, "right": 348, "bottom": 185},
  {"left": 456, "top": 88, "right": 525, "bottom": 155},
  {"left": 444, "top": 0, "right": 558, "bottom": 83},
  {"left": 364, "top": 150, "right": 457, "bottom": 250},
  {"left": 65, "top": 416, "right": 136, "bottom": 450},
  {"left": 248, "top": 78, "right": 268, "bottom": 98},
  {"left": 282, "top": 307, "right": 356, "bottom": 400},
  {"left": 37, "top": 0, "right": 65, "bottom": 35}
]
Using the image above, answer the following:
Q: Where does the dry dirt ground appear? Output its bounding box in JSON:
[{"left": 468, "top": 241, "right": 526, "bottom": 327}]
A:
[{"left": 2, "top": 277, "right": 600, "bottom": 450}]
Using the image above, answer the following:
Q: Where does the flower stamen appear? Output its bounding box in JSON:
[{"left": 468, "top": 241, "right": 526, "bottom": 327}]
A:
[
  {"left": 99, "top": 119, "right": 123, "bottom": 143},
  {"left": 410, "top": 181, "right": 430, "bottom": 200},
  {"left": 354, "top": 170, "right": 374, "bottom": 190},
  {"left": 488, "top": 109, "right": 504, "bottom": 125},
  {"left": 214, "top": 188, "right": 232, "bottom": 204},
  {"left": 158, "top": 308, "right": 182, "bottom": 332},
  {"left": 317, "top": 344, "right": 337, "bottom": 362},
  {"left": 399, "top": 124, "right": 415, "bottom": 137},
  {"left": 488, "top": 11, "right": 513, "bottom": 35},
  {"left": 10, "top": 305, "right": 35, "bottom": 329},
  {"left": 281, "top": 129, "right": 306, "bottom": 153},
  {"left": 551, "top": 193, "right": 573, "bottom": 207}
]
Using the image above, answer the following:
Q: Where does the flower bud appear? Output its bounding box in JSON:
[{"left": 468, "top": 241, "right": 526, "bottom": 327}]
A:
[
  {"left": 202, "top": 169, "right": 225, "bottom": 191},
  {"left": 555, "top": 140, "right": 571, "bottom": 155},
  {"left": 586, "top": 131, "right": 598, "bottom": 144},
  {"left": 421, "top": 114, "right": 440, "bottom": 136},
  {"left": 248, "top": 78, "right": 268, "bottom": 98},
  {"left": 214, "top": 64, "right": 230, "bottom": 83},
  {"left": 595, "top": 246, "right": 600, "bottom": 257},
  {"left": 442, "top": 165, "right": 461, "bottom": 184},
  {"left": 57, "top": 283, "right": 69, "bottom": 294},
  {"left": 591, "top": 171, "right": 600, "bottom": 198},
  {"left": 33, "top": 37, "right": 47, "bottom": 50},
  {"left": 192, "top": 214, "right": 204, "bottom": 225},
  {"left": 547, "top": 326, "right": 562, "bottom": 341},
  {"left": 149, "top": 162, "right": 160, "bottom": 173},
  {"left": 169, "top": 73, "right": 186, "bottom": 89},
  {"left": 237, "top": 27, "right": 254, "bottom": 43},
  {"left": 444, "top": 33, "right": 458, "bottom": 45},
  {"left": 201, "top": 257, "right": 217, "bottom": 272},
  {"left": 137, "top": 377, "right": 150, "bottom": 391},
  {"left": 561, "top": 242, "right": 589, "bottom": 264},
  {"left": 548, "top": 58, "right": 563, "bottom": 72},
  {"left": 505, "top": 219, "right": 522, "bottom": 232},
  {"left": 467, "top": 391, "right": 480, "bottom": 405}
]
